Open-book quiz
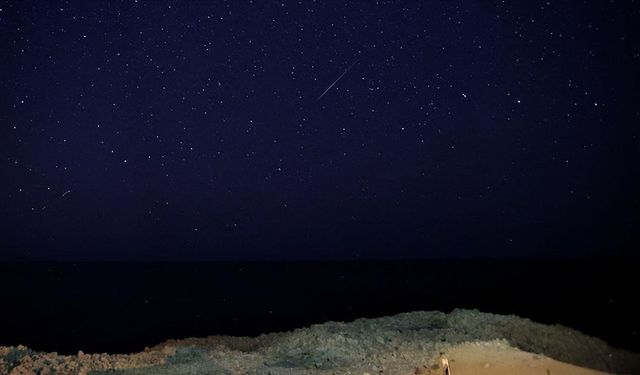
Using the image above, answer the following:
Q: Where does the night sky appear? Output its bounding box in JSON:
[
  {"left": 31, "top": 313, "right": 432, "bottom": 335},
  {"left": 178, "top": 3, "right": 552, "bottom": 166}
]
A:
[{"left": 1, "top": 1, "right": 638, "bottom": 260}]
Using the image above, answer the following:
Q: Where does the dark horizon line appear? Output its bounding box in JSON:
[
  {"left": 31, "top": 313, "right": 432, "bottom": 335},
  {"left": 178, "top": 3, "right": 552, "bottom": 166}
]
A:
[{"left": 2, "top": 255, "right": 638, "bottom": 263}]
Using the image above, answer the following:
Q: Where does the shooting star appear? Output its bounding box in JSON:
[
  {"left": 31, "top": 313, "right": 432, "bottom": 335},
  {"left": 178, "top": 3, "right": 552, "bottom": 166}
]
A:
[
  {"left": 316, "top": 60, "right": 359, "bottom": 101},
  {"left": 60, "top": 190, "right": 71, "bottom": 198}
]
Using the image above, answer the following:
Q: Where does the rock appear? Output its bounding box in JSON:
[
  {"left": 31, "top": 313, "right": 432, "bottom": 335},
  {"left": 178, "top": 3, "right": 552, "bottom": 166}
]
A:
[
  {"left": 9, "top": 368, "right": 36, "bottom": 375},
  {"left": 161, "top": 345, "right": 177, "bottom": 355}
]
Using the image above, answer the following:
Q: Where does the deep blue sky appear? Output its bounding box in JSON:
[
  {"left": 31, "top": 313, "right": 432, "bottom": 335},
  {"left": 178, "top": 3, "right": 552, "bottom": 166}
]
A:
[{"left": 1, "top": 1, "right": 638, "bottom": 260}]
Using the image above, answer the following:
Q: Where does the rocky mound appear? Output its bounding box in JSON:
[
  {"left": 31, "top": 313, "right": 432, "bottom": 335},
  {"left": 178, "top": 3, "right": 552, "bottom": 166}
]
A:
[{"left": 1, "top": 309, "right": 638, "bottom": 374}]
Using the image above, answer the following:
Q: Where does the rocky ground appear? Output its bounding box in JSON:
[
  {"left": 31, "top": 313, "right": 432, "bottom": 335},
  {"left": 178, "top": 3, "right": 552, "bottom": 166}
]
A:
[{"left": 2, "top": 309, "right": 639, "bottom": 374}]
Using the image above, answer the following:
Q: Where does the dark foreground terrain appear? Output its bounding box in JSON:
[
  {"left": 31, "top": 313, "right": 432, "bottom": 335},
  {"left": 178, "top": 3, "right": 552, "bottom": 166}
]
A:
[
  {"left": 2, "top": 309, "right": 639, "bottom": 374},
  {"left": 1, "top": 259, "right": 638, "bottom": 356}
]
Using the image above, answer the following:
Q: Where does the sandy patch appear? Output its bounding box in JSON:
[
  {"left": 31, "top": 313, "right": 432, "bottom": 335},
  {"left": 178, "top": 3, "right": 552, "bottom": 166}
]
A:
[{"left": 429, "top": 341, "right": 609, "bottom": 375}]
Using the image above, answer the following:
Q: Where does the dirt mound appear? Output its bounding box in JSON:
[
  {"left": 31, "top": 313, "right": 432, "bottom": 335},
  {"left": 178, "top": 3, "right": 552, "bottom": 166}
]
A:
[{"left": 2, "top": 309, "right": 638, "bottom": 374}]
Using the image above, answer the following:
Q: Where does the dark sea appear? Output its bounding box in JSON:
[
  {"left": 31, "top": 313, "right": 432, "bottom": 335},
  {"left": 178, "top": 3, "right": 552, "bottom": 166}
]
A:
[{"left": 1, "top": 259, "right": 637, "bottom": 355}]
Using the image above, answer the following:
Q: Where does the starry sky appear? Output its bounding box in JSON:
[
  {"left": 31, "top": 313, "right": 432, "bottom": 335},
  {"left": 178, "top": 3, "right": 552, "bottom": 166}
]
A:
[{"left": 1, "top": 1, "right": 638, "bottom": 260}]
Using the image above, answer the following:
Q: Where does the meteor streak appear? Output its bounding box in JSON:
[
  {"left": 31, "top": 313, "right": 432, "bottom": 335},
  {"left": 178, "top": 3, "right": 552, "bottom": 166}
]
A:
[{"left": 316, "top": 60, "right": 358, "bottom": 101}]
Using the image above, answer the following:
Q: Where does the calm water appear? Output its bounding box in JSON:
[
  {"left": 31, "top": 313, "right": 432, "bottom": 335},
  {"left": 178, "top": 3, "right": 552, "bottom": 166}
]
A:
[{"left": 0, "top": 259, "right": 637, "bottom": 354}]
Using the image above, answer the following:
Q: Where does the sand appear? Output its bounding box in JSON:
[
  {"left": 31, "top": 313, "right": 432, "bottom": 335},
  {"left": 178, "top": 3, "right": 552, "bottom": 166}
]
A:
[{"left": 431, "top": 341, "right": 609, "bottom": 375}]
